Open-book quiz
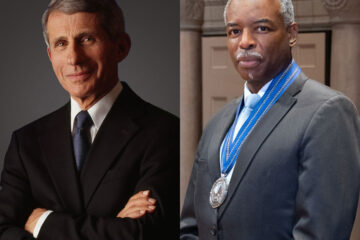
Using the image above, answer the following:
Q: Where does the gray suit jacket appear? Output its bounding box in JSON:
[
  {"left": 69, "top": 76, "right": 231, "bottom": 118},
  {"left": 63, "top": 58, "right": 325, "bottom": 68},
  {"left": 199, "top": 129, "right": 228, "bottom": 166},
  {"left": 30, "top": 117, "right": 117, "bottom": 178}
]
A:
[{"left": 180, "top": 72, "right": 360, "bottom": 240}]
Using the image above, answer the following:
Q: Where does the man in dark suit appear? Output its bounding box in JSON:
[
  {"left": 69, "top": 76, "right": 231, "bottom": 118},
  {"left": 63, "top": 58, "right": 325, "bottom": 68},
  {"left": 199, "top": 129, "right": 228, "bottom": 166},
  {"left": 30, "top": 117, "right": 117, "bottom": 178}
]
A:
[
  {"left": 180, "top": 0, "right": 360, "bottom": 239},
  {"left": 0, "top": 0, "right": 179, "bottom": 239}
]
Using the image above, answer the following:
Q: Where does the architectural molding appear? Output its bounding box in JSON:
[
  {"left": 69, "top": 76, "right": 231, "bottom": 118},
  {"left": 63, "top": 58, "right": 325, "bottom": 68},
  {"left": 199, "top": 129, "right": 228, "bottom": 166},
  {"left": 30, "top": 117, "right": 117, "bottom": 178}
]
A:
[
  {"left": 321, "top": 0, "right": 347, "bottom": 11},
  {"left": 181, "top": 0, "right": 205, "bottom": 31},
  {"left": 202, "top": 0, "right": 226, "bottom": 35},
  {"left": 321, "top": 0, "right": 360, "bottom": 24},
  {"left": 185, "top": 0, "right": 205, "bottom": 20}
]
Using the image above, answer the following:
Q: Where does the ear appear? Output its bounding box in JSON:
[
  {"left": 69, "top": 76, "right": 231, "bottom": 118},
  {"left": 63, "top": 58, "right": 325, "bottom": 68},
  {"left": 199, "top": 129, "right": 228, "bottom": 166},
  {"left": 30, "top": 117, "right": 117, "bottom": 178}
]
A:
[
  {"left": 287, "top": 22, "right": 298, "bottom": 47},
  {"left": 47, "top": 48, "right": 52, "bottom": 61},
  {"left": 115, "top": 33, "right": 131, "bottom": 63}
]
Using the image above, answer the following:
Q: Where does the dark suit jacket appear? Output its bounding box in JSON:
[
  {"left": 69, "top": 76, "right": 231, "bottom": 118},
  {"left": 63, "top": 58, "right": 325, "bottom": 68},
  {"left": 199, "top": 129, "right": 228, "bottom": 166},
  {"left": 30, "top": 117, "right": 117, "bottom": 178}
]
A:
[
  {"left": 180, "top": 73, "right": 360, "bottom": 240},
  {"left": 0, "top": 82, "right": 179, "bottom": 239}
]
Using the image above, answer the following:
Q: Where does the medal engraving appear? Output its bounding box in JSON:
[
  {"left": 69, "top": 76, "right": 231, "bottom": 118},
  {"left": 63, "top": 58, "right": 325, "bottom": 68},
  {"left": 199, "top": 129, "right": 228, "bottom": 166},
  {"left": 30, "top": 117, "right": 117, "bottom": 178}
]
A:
[{"left": 209, "top": 176, "right": 228, "bottom": 208}]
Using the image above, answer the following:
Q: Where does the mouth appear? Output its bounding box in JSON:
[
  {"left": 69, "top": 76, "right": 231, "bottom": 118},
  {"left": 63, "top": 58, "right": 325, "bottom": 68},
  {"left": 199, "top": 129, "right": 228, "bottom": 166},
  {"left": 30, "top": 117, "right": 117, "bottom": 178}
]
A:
[
  {"left": 66, "top": 71, "right": 92, "bottom": 82},
  {"left": 237, "top": 57, "right": 261, "bottom": 69}
]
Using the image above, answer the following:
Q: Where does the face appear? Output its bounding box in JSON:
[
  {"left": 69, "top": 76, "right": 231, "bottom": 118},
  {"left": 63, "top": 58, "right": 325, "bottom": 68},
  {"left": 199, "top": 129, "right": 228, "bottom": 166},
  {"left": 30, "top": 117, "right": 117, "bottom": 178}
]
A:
[
  {"left": 226, "top": 0, "right": 297, "bottom": 87},
  {"left": 47, "top": 11, "right": 130, "bottom": 105}
]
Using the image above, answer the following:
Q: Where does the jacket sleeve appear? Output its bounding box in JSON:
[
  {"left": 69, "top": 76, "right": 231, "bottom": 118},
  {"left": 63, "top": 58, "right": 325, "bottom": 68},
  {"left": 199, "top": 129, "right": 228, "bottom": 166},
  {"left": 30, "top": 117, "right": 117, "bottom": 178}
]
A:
[
  {"left": 180, "top": 120, "right": 214, "bottom": 240},
  {"left": 0, "top": 133, "right": 35, "bottom": 239},
  {"left": 293, "top": 95, "right": 360, "bottom": 239},
  {"left": 180, "top": 109, "right": 221, "bottom": 240},
  {"left": 180, "top": 151, "right": 200, "bottom": 240}
]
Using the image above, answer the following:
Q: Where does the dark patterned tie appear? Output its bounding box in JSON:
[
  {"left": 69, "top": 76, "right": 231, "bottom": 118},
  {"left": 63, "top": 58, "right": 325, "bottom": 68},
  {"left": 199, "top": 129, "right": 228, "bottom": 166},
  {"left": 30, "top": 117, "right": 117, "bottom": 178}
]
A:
[{"left": 73, "top": 111, "right": 93, "bottom": 171}]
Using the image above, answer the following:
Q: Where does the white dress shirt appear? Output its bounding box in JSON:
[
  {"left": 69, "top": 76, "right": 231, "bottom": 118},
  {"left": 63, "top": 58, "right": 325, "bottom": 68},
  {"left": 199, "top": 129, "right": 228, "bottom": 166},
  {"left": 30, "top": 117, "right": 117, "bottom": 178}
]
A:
[
  {"left": 220, "top": 80, "right": 272, "bottom": 185},
  {"left": 33, "top": 81, "right": 123, "bottom": 238},
  {"left": 70, "top": 82, "right": 123, "bottom": 143}
]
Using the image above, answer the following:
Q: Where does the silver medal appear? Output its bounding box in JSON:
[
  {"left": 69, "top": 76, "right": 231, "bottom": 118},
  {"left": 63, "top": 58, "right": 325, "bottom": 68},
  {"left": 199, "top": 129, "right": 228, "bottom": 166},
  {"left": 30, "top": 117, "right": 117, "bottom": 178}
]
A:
[{"left": 209, "top": 176, "right": 228, "bottom": 208}]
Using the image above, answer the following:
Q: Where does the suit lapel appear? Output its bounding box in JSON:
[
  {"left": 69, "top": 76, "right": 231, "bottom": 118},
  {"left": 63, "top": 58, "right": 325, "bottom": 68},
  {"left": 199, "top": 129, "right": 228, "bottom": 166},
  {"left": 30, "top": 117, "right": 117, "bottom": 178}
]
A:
[
  {"left": 207, "top": 99, "right": 240, "bottom": 183},
  {"left": 218, "top": 74, "right": 307, "bottom": 217},
  {"left": 38, "top": 103, "right": 84, "bottom": 214},
  {"left": 80, "top": 84, "right": 141, "bottom": 208}
]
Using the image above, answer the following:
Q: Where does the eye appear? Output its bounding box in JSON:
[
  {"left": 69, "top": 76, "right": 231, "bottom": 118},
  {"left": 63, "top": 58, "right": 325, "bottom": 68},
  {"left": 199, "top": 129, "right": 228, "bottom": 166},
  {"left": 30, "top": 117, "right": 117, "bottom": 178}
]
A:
[
  {"left": 228, "top": 29, "right": 241, "bottom": 36},
  {"left": 81, "top": 36, "right": 95, "bottom": 44},
  {"left": 55, "top": 40, "right": 66, "bottom": 48},
  {"left": 256, "top": 26, "right": 270, "bottom": 32}
]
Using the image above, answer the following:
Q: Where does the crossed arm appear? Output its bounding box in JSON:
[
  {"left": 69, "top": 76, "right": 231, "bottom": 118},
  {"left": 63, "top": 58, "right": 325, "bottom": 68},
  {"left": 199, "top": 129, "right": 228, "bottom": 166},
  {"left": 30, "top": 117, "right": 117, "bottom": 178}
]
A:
[
  {"left": 0, "top": 120, "right": 179, "bottom": 239},
  {"left": 0, "top": 140, "right": 173, "bottom": 240},
  {"left": 25, "top": 190, "right": 157, "bottom": 235}
]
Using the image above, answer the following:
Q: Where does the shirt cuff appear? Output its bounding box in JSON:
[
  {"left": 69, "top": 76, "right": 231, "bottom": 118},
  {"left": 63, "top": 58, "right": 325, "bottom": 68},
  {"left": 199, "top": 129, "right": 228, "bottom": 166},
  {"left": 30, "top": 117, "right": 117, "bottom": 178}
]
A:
[{"left": 33, "top": 210, "right": 53, "bottom": 238}]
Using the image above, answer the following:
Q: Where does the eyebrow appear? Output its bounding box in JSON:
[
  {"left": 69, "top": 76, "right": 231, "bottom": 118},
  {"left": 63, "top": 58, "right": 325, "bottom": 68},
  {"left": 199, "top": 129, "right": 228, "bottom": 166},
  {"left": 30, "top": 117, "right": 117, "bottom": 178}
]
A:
[
  {"left": 226, "top": 22, "right": 239, "bottom": 28},
  {"left": 51, "top": 31, "right": 98, "bottom": 44},
  {"left": 253, "top": 18, "right": 273, "bottom": 24},
  {"left": 77, "top": 32, "right": 95, "bottom": 39},
  {"left": 226, "top": 18, "right": 274, "bottom": 28}
]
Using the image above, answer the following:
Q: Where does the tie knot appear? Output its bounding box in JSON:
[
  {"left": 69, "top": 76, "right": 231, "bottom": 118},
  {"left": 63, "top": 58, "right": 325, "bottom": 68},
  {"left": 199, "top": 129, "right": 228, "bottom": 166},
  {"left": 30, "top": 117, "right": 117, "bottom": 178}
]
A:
[
  {"left": 245, "top": 94, "right": 261, "bottom": 109},
  {"left": 75, "top": 111, "right": 93, "bottom": 129}
]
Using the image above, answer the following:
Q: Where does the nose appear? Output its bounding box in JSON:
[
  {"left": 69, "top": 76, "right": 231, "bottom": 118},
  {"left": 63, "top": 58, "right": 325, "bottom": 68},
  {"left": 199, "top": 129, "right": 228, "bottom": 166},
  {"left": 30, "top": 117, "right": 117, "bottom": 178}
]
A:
[
  {"left": 239, "top": 28, "right": 256, "bottom": 50},
  {"left": 67, "top": 42, "right": 83, "bottom": 65}
]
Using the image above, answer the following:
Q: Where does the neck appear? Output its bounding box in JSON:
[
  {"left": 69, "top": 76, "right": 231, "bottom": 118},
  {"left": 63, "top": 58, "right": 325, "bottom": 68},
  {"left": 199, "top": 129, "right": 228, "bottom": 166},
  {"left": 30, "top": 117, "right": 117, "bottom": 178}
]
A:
[
  {"left": 247, "top": 58, "right": 293, "bottom": 93},
  {"left": 73, "top": 81, "right": 118, "bottom": 110},
  {"left": 246, "top": 80, "right": 270, "bottom": 93}
]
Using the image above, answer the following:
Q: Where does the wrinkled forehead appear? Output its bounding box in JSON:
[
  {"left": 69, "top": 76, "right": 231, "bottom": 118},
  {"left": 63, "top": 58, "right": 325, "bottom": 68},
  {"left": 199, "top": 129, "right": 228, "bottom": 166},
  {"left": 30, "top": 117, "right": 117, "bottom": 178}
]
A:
[
  {"left": 47, "top": 10, "right": 101, "bottom": 27},
  {"left": 226, "top": 0, "right": 282, "bottom": 24},
  {"left": 47, "top": 11, "right": 103, "bottom": 40}
]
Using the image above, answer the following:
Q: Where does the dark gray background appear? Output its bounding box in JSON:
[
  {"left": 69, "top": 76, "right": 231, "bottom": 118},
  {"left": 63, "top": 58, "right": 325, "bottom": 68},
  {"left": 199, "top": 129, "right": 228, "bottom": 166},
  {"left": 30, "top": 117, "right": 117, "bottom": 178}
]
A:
[{"left": 0, "top": 1, "right": 179, "bottom": 168}]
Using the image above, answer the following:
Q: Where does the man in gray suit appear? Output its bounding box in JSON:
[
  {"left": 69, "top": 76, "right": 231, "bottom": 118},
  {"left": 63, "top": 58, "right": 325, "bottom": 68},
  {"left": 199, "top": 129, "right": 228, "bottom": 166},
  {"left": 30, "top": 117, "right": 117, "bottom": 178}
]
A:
[{"left": 180, "top": 0, "right": 360, "bottom": 239}]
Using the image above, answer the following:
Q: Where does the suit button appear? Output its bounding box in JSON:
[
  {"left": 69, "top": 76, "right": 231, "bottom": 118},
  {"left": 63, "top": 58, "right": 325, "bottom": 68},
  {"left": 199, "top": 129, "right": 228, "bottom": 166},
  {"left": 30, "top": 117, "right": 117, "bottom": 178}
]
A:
[{"left": 210, "top": 225, "right": 217, "bottom": 236}]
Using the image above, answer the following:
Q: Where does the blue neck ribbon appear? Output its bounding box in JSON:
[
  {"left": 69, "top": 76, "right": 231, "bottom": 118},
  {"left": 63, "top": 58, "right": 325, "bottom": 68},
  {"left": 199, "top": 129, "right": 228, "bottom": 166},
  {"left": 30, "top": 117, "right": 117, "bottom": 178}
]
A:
[{"left": 221, "top": 59, "right": 301, "bottom": 175}]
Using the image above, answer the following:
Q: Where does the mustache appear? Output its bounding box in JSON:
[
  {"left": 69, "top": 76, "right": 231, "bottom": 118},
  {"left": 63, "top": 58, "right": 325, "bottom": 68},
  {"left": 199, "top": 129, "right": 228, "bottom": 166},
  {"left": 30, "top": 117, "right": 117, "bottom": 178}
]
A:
[{"left": 236, "top": 50, "right": 263, "bottom": 60}]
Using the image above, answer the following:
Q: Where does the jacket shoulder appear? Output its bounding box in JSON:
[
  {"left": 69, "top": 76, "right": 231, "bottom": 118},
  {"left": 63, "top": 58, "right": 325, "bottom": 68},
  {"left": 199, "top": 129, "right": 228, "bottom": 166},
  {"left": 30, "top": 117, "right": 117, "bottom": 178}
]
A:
[
  {"left": 120, "top": 82, "right": 179, "bottom": 129},
  {"left": 13, "top": 103, "right": 69, "bottom": 138},
  {"left": 299, "top": 79, "right": 358, "bottom": 112}
]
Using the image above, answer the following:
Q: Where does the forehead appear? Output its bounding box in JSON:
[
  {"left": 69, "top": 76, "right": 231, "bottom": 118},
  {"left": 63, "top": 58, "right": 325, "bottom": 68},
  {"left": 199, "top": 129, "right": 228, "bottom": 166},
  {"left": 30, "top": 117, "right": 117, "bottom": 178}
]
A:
[
  {"left": 47, "top": 11, "right": 102, "bottom": 39},
  {"left": 227, "top": 0, "right": 282, "bottom": 24}
]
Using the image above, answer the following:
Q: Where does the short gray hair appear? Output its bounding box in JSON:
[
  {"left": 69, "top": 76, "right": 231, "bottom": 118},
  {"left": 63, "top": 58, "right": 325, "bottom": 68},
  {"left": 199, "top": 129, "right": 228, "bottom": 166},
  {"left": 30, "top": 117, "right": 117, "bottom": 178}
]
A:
[
  {"left": 224, "top": 0, "right": 295, "bottom": 26},
  {"left": 42, "top": 0, "right": 125, "bottom": 48}
]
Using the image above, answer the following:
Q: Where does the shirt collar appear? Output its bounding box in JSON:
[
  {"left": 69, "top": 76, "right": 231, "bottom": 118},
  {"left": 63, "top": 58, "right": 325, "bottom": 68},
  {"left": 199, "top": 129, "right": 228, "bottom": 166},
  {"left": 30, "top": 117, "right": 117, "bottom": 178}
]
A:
[
  {"left": 71, "top": 81, "right": 123, "bottom": 132},
  {"left": 244, "top": 80, "right": 272, "bottom": 103}
]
